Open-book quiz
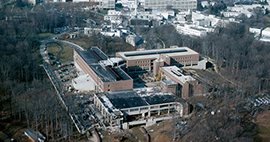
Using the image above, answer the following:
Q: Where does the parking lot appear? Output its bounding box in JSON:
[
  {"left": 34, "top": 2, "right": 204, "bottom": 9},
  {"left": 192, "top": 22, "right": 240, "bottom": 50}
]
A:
[{"left": 248, "top": 94, "right": 270, "bottom": 107}]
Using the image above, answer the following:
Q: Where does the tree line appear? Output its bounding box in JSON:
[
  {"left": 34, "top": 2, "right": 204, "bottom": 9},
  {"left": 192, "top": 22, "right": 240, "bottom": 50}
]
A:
[{"left": 0, "top": 3, "right": 89, "bottom": 140}]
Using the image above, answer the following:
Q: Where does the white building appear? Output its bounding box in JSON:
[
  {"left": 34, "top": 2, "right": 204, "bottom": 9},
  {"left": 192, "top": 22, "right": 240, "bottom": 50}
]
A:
[
  {"left": 101, "top": 29, "right": 123, "bottom": 37},
  {"left": 126, "top": 34, "right": 142, "bottom": 46},
  {"left": 192, "top": 11, "right": 221, "bottom": 27},
  {"left": 117, "top": 0, "right": 137, "bottom": 9},
  {"left": 84, "top": 27, "right": 102, "bottom": 35},
  {"left": 73, "top": 0, "right": 89, "bottom": 2},
  {"left": 249, "top": 27, "right": 262, "bottom": 39},
  {"left": 221, "top": 11, "right": 252, "bottom": 18},
  {"left": 104, "top": 10, "right": 123, "bottom": 24},
  {"left": 28, "top": 0, "right": 38, "bottom": 5},
  {"left": 176, "top": 24, "right": 207, "bottom": 37},
  {"left": 144, "top": 0, "right": 197, "bottom": 11},
  {"left": 104, "top": 15, "right": 123, "bottom": 24},
  {"left": 261, "top": 28, "right": 270, "bottom": 37},
  {"left": 201, "top": 1, "right": 209, "bottom": 8},
  {"left": 100, "top": 0, "right": 115, "bottom": 9},
  {"left": 108, "top": 10, "right": 122, "bottom": 15},
  {"left": 260, "top": 28, "right": 270, "bottom": 42},
  {"left": 249, "top": 27, "right": 262, "bottom": 35},
  {"left": 53, "top": 0, "right": 66, "bottom": 2},
  {"left": 224, "top": 4, "right": 270, "bottom": 18},
  {"left": 152, "top": 10, "right": 175, "bottom": 19}
]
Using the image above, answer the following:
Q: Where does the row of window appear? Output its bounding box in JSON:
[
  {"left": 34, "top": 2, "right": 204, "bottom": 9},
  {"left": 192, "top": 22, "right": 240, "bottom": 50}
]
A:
[
  {"left": 173, "top": 56, "right": 192, "bottom": 60},
  {"left": 146, "top": 1, "right": 196, "bottom": 5},
  {"left": 135, "top": 60, "right": 150, "bottom": 64}
]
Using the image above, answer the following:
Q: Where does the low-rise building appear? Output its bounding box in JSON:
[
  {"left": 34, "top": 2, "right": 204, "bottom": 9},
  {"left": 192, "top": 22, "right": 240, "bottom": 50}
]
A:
[
  {"left": 144, "top": 0, "right": 197, "bottom": 11},
  {"left": 84, "top": 27, "right": 102, "bottom": 35},
  {"left": 160, "top": 66, "right": 207, "bottom": 98},
  {"left": 73, "top": 0, "right": 89, "bottom": 2},
  {"left": 116, "top": 46, "right": 200, "bottom": 75},
  {"left": 117, "top": 0, "right": 137, "bottom": 9},
  {"left": 101, "top": 29, "right": 123, "bottom": 37},
  {"left": 100, "top": 0, "right": 115, "bottom": 9},
  {"left": 260, "top": 27, "right": 270, "bottom": 42},
  {"left": 250, "top": 27, "right": 262, "bottom": 39},
  {"left": 126, "top": 33, "right": 143, "bottom": 46},
  {"left": 74, "top": 47, "right": 133, "bottom": 92},
  {"left": 176, "top": 24, "right": 207, "bottom": 37},
  {"left": 104, "top": 15, "right": 123, "bottom": 24},
  {"left": 104, "top": 10, "right": 123, "bottom": 24},
  {"left": 201, "top": 1, "right": 209, "bottom": 8}
]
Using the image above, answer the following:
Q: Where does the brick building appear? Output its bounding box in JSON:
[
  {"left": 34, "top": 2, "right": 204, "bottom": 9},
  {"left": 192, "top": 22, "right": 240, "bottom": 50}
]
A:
[
  {"left": 161, "top": 66, "right": 206, "bottom": 98},
  {"left": 74, "top": 47, "right": 133, "bottom": 92},
  {"left": 116, "top": 46, "right": 200, "bottom": 75}
]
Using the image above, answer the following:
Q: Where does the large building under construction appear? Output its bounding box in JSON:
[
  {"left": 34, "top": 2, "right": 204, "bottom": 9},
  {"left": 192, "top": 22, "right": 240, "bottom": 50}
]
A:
[
  {"left": 72, "top": 46, "right": 206, "bottom": 129},
  {"left": 93, "top": 89, "right": 188, "bottom": 128}
]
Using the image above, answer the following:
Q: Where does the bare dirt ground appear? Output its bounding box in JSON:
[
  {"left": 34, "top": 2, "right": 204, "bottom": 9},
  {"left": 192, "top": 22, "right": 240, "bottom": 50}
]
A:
[
  {"left": 146, "top": 119, "right": 175, "bottom": 142},
  {"left": 0, "top": 120, "right": 30, "bottom": 142},
  {"left": 100, "top": 126, "right": 147, "bottom": 142},
  {"left": 255, "top": 110, "right": 270, "bottom": 141}
]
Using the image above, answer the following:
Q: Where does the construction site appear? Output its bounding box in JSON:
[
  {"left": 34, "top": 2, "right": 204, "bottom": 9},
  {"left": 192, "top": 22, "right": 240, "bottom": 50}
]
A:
[{"left": 42, "top": 44, "right": 210, "bottom": 141}]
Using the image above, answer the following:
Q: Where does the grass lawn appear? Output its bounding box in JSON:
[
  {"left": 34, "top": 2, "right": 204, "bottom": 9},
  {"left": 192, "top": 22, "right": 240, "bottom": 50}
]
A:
[
  {"left": 255, "top": 110, "right": 270, "bottom": 142},
  {"left": 46, "top": 42, "right": 74, "bottom": 63},
  {"left": 256, "top": 125, "right": 270, "bottom": 141},
  {"left": 34, "top": 33, "right": 55, "bottom": 39}
]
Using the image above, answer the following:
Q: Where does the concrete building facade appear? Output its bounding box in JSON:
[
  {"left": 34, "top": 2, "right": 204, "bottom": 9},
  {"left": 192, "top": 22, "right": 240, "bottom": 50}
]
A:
[{"left": 93, "top": 89, "right": 186, "bottom": 127}]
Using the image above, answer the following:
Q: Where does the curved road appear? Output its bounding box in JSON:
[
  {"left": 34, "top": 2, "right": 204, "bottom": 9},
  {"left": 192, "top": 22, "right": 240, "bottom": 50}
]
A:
[
  {"left": 53, "top": 41, "right": 64, "bottom": 62},
  {"left": 40, "top": 32, "right": 84, "bottom": 64}
]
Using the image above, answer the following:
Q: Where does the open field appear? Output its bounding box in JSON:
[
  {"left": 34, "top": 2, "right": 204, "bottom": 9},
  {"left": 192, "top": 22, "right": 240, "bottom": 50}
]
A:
[
  {"left": 60, "top": 34, "right": 136, "bottom": 55},
  {"left": 255, "top": 110, "right": 270, "bottom": 142},
  {"left": 34, "top": 33, "right": 55, "bottom": 39},
  {"left": 146, "top": 119, "right": 176, "bottom": 142},
  {"left": 66, "top": 35, "right": 91, "bottom": 49},
  {"left": 46, "top": 42, "right": 74, "bottom": 63}
]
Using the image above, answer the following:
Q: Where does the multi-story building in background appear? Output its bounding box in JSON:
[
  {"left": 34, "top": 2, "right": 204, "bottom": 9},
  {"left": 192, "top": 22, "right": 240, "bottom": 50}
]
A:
[
  {"left": 144, "top": 0, "right": 197, "bottom": 11},
  {"left": 100, "top": 0, "right": 115, "bottom": 9}
]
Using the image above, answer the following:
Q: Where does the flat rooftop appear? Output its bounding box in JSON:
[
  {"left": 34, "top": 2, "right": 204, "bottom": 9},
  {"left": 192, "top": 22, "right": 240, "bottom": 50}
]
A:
[
  {"left": 117, "top": 47, "right": 199, "bottom": 60},
  {"left": 134, "top": 88, "right": 176, "bottom": 105},
  {"left": 76, "top": 48, "right": 99, "bottom": 64},
  {"left": 161, "top": 66, "right": 195, "bottom": 84},
  {"left": 98, "top": 90, "right": 148, "bottom": 109},
  {"left": 90, "top": 46, "right": 108, "bottom": 60},
  {"left": 76, "top": 48, "right": 132, "bottom": 82},
  {"left": 97, "top": 88, "right": 177, "bottom": 110}
]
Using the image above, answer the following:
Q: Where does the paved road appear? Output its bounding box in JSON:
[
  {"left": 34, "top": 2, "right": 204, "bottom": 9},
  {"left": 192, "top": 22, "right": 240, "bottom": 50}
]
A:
[
  {"left": 157, "top": 36, "right": 165, "bottom": 49},
  {"left": 39, "top": 32, "right": 84, "bottom": 63},
  {"left": 57, "top": 40, "right": 84, "bottom": 50},
  {"left": 53, "top": 41, "right": 64, "bottom": 62},
  {"left": 43, "top": 64, "right": 63, "bottom": 93}
]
